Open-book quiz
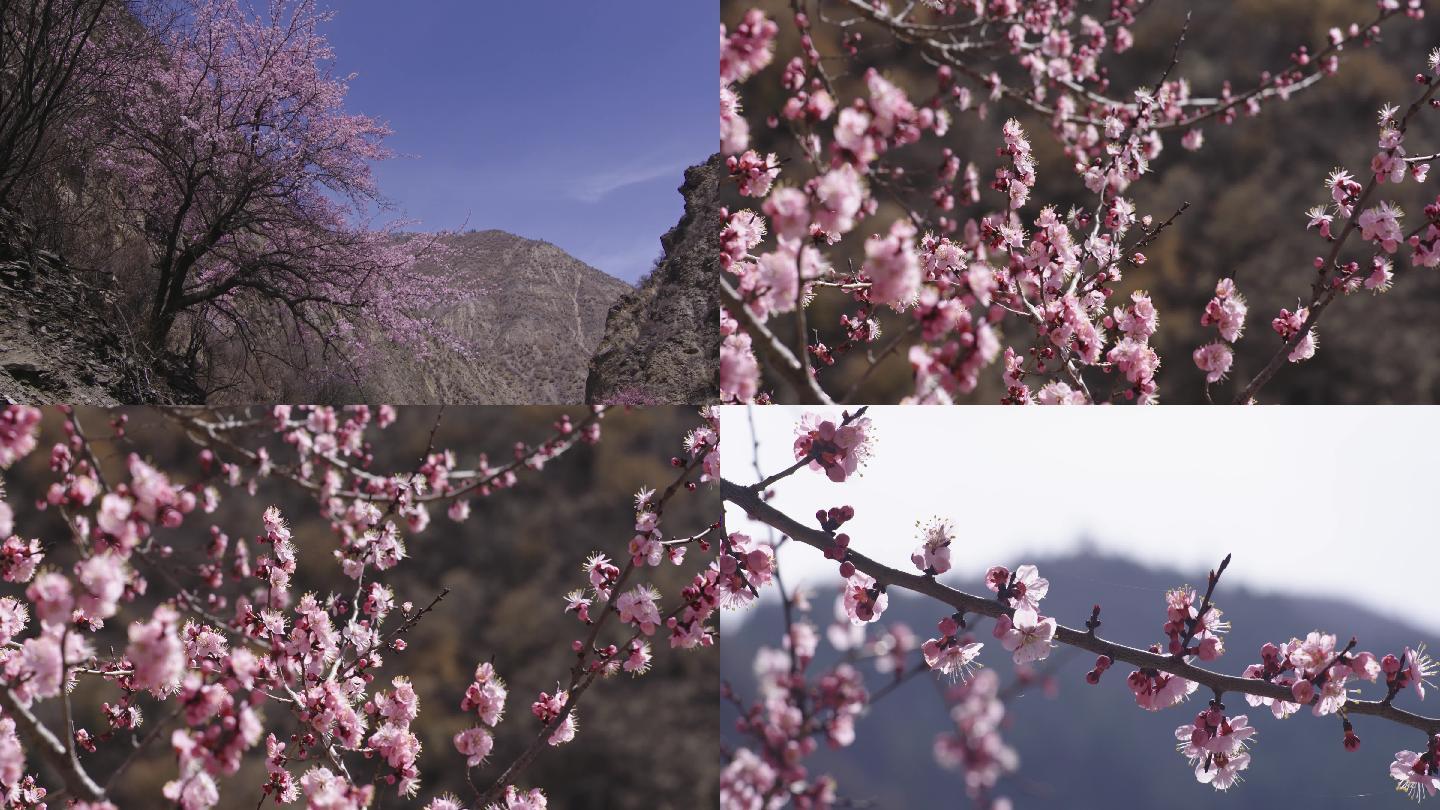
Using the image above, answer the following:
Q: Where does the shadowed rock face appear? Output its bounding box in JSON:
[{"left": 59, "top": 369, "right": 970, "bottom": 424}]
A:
[
  {"left": 586, "top": 154, "right": 720, "bottom": 405},
  {"left": 0, "top": 209, "right": 198, "bottom": 405},
  {"left": 358, "top": 230, "right": 633, "bottom": 404}
]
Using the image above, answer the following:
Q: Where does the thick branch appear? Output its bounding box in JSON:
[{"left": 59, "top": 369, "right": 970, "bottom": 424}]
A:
[{"left": 721, "top": 479, "right": 1440, "bottom": 735}]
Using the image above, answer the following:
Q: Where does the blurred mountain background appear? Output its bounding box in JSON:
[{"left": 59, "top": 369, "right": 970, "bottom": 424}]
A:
[
  {"left": 721, "top": 550, "right": 1435, "bottom": 808},
  {"left": 727, "top": 0, "right": 1440, "bottom": 402},
  {"left": 2, "top": 406, "right": 718, "bottom": 808}
]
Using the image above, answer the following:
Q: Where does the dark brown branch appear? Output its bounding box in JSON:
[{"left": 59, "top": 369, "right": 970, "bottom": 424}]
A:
[{"left": 721, "top": 479, "right": 1440, "bottom": 735}]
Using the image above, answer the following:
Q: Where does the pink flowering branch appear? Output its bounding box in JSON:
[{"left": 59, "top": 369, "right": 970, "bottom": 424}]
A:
[
  {"left": 723, "top": 479, "right": 1440, "bottom": 736},
  {"left": 720, "top": 2, "right": 1436, "bottom": 404},
  {"left": 0, "top": 404, "right": 720, "bottom": 808},
  {"left": 474, "top": 436, "right": 720, "bottom": 806},
  {"left": 721, "top": 416, "right": 1440, "bottom": 801},
  {"left": 156, "top": 405, "right": 606, "bottom": 505},
  {"left": 1234, "top": 66, "right": 1440, "bottom": 402}
]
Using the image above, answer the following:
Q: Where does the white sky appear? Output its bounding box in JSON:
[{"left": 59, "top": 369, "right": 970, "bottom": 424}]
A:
[{"left": 722, "top": 406, "right": 1440, "bottom": 635}]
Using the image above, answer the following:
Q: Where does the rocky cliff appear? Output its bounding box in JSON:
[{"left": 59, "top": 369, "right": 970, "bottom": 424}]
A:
[
  {"left": 0, "top": 210, "right": 199, "bottom": 405},
  {"left": 585, "top": 155, "right": 721, "bottom": 405}
]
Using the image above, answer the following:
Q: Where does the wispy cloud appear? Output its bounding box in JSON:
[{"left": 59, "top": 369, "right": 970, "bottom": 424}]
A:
[{"left": 569, "top": 159, "right": 690, "bottom": 204}]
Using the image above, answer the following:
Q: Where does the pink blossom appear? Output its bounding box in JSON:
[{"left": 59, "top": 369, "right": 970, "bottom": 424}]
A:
[
  {"left": 1357, "top": 201, "right": 1404, "bottom": 252},
  {"left": 0, "top": 534, "right": 42, "bottom": 583},
  {"left": 762, "top": 186, "right": 810, "bottom": 244},
  {"left": 1201, "top": 278, "right": 1247, "bottom": 343},
  {"left": 454, "top": 726, "right": 494, "bottom": 767},
  {"left": 921, "top": 636, "right": 984, "bottom": 679},
  {"left": 841, "top": 571, "right": 888, "bottom": 624},
  {"left": 721, "top": 10, "right": 778, "bottom": 84},
  {"left": 75, "top": 552, "right": 127, "bottom": 623},
  {"left": 1193, "top": 342, "right": 1234, "bottom": 384},
  {"left": 1391, "top": 749, "right": 1440, "bottom": 799},
  {"left": 721, "top": 84, "right": 749, "bottom": 155},
  {"left": 812, "top": 164, "right": 865, "bottom": 240},
  {"left": 910, "top": 518, "right": 955, "bottom": 576},
  {"left": 26, "top": 571, "right": 73, "bottom": 627},
  {"left": 461, "top": 662, "right": 508, "bottom": 727},
  {"left": 995, "top": 609, "right": 1055, "bottom": 664},
  {"left": 616, "top": 584, "right": 662, "bottom": 636},
  {"left": 793, "top": 412, "right": 875, "bottom": 483},
  {"left": 0, "top": 597, "right": 27, "bottom": 646},
  {"left": 720, "top": 311, "right": 760, "bottom": 403},
  {"left": 127, "top": 605, "right": 185, "bottom": 696},
  {"left": 0, "top": 405, "right": 42, "bottom": 468},
  {"left": 864, "top": 219, "right": 922, "bottom": 310},
  {"left": 489, "top": 786, "right": 548, "bottom": 809}
]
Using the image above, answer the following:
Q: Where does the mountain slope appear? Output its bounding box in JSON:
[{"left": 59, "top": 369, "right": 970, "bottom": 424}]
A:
[
  {"left": 358, "top": 230, "right": 632, "bottom": 404},
  {"left": 586, "top": 154, "right": 720, "bottom": 405}
]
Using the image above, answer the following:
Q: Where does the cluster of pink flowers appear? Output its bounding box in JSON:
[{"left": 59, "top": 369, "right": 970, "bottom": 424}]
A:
[
  {"left": 1193, "top": 278, "right": 1247, "bottom": 384},
  {"left": 1174, "top": 702, "right": 1256, "bottom": 790},
  {"left": 1392, "top": 736, "right": 1440, "bottom": 800},
  {"left": 0, "top": 406, "right": 41, "bottom": 469},
  {"left": 720, "top": 2, "right": 1437, "bottom": 404},
  {"left": 921, "top": 614, "right": 983, "bottom": 679},
  {"left": 792, "top": 411, "right": 875, "bottom": 482},
  {"left": 0, "top": 405, "right": 718, "bottom": 808},
  {"left": 932, "top": 668, "right": 1025, "bottom": 808}
]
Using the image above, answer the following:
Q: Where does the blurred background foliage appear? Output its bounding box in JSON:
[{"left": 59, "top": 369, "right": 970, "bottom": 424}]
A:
[
  {"left": 2, "top": 406, "right": 718, "bottom": 808},
  {"left": 726, "top": 0, "right": 1440, "bottom": 402}
]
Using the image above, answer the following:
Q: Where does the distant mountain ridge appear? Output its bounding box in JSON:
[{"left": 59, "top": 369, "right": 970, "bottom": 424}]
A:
[{"left": 357, "top": 229, "right": 632, "bottom": 404}]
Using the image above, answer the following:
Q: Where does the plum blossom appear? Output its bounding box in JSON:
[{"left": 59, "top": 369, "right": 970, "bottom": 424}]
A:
[
  {"left": 922, "top": 615, "right": 983, "bottom": 680},
  {"left": 127, "top": 605, "right": 185, "bottom": 696},
  {"left": 793, "top": 412, "right": 875, "bottom": 483},
  {"left": 488, "top": 786, "right": 548, "bottom": 809},
  {"left": 1357, "top": 201, "right": 1404, "bottom": 253},
  {"left": 1391, "top": 743, "right": 1440, "bottom": 800},
  {"left": 985, "top": 564, "right": 1049, "bottom": 614},
  {"left": 0, "top": 405, "right": 42, "bottom": 468},
  {"left": 911, "top": 518, "right": 955, "bottom": 576},
  {"left": 994, "top": 609, "right": 1056, "bottom": 664},
  {"left": 616, "top": 584, "right": 662, "bottom": 636},
  {"left": 841, "top": 571, "right": 888, "bottom": 624},
  {"left": 461, "top": 662, "right": 507, "bottom": 727},
  {"left": 864, "top": 219, "right": 922, "bottom": 310},
  {"left": 1193, "top": 342, "right": 1234, "bottom": 384}
]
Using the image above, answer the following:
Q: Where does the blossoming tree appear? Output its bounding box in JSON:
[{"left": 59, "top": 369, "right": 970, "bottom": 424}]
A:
[
  {"left": 0, "top": 403, "right": 720, "bottom": 808},
  {"left": 719, "top": 1, "right": 1440, "bottom": 403},
  {"left": 719, "top": 408, "right": 1439, "bottom": 807},
  {"left": 95, "top": 0, "right": 466, "bottom": 369},
  {"left": 0, "top": 0, "right": 112, "bottom": 211}
]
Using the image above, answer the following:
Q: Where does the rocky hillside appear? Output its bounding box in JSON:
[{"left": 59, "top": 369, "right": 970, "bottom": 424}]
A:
[
  {"left": 586, "top": 155, "right": 721, "bottom": 405},
  {"left": 355, "top": 230, "right": 632, "bottom": 404},
  {"left": 0, "top": 210, "right": 199, "bottom": 405}
]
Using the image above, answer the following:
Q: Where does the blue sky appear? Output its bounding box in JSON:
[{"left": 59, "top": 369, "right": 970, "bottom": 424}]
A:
[
  {"left": 722, "top": 406, "right": 1440, "bottom": 635},
  {"left": 323, "top": 2, "right": 718, "bottom": 283}
]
